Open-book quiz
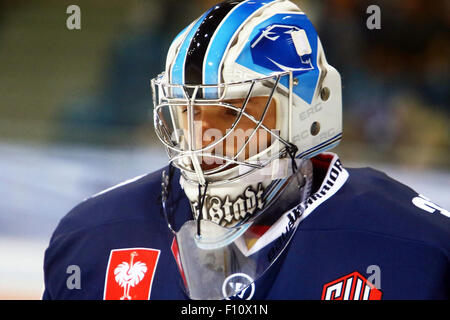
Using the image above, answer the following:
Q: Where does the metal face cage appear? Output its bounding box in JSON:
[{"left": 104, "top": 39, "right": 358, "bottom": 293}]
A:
[{"left": 151, "top": 71, "right": 295, "bottom": 186}]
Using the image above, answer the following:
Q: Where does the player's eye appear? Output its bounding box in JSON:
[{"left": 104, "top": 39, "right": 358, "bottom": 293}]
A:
[{"left": 225, "top": 108, "right": 238, "bottom": 117}]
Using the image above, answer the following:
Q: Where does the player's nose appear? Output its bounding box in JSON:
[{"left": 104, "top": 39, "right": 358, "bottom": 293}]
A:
[
  {"left": 196, "top": 106, "right": 218, "bottom": 132},
  {"left": 194, "top": 106, "right": 217, "bottom": 149}
]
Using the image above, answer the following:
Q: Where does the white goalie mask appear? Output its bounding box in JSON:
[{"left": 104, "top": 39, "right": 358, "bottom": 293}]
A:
[{"left": 152, "top": 0, "right": 342, "bottom": 299}]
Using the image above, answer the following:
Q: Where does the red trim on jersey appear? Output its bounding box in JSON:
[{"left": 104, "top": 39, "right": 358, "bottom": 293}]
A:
[{"left": 311, "top": 153, "right": 334, "bottom": 171}]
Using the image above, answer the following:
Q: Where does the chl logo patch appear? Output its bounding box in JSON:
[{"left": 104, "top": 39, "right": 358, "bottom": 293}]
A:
[
  {"left": 222, "top": 273, "right": 255, "bottom": 300},
  {"left": 322, "top": 271, "right": 382, "bottom": 300},
  {"left": 104, "top": 248, "right": 160, "bottom": 300}
]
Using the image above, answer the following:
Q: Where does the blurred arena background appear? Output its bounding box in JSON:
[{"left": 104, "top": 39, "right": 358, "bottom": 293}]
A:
[{"left": 0, "top": 0, "right": 448, "bottom": 299}]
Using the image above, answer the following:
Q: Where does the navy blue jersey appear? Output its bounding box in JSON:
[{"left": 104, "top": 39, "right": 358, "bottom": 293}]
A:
[{"left": 42, "top": 153, "right": 450, "bottom": 300}]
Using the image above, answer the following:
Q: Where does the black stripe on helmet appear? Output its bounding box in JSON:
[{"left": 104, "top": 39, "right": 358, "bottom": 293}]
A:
[{"left": 184, "top": 0, "right": 245, "bottom": 91}]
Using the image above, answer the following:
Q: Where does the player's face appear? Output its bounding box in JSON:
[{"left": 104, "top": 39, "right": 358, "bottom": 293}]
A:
[{"left": 178, "top": 96, "right": 277, "bottom": 170}]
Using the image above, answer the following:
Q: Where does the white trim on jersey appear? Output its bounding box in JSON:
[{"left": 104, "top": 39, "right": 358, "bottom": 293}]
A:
[{"left": 235, "top": 153, "right": 348, "bottom": 256}]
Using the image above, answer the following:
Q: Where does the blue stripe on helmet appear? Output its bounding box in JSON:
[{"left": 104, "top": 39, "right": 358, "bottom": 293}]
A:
[
  {"left": 170, "top": 8, "right": 213, "bottom": 87},
  {"left": 202, "top": 0, "right": 275, "bottom": 97}
]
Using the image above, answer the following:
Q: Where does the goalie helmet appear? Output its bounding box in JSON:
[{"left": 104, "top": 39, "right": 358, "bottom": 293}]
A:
[
  {"left": 153, "top": 0, "right": 341, "bottom": 185},
  {"left": 151, "top": 0, "right": 342, "bottom": 299}
]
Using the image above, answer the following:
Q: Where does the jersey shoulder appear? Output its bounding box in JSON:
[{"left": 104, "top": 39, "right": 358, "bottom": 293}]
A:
[
  {"left": 43, "top": 165, "right": 186, "bottom": 299},
  {"left": 315, "top": 166, "right": 450, "bottom": 255},
  {"left": 49, "top": 166, "right": 170, "bottom": 243}
]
